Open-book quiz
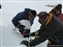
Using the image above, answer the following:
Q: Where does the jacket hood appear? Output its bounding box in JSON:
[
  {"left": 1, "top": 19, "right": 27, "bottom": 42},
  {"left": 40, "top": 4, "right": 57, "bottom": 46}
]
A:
[{"left": 24, "top": 8, "right": 32, "bottom": 13}]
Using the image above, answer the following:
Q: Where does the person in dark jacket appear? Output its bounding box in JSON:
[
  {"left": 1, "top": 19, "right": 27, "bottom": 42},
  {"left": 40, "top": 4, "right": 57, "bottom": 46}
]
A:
[
  {"left": 22, "top": 4, "right": 63, "bottom": 46},
  {"left": 21, "top": 4, "right": 63, "bottom": 46},
  {"left": 21, "top": 11, "right": 63, "bottom": 47},
  {"left": 12, "top": 8, "right": 37, "bottom": 36},
  {"left": 23, "top": 4, "right": 63, "bottom": 38}
]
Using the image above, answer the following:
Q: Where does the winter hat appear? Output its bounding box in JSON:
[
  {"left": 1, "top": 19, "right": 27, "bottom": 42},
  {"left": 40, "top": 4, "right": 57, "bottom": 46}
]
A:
[
  {"left": 37, "top": 11, "right": 48, "bottom": 19},
  {"left": 30, "top": 10, "right": 37, "bottom": 17}
]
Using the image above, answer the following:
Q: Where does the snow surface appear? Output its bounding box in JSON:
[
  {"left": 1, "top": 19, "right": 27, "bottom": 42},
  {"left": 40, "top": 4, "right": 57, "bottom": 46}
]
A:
[
  {"left": 2, "top": 0, "right": 62, "bottom": 2},
  {"left": 0, "top": 1, "right": 63, "bottom": 47}
]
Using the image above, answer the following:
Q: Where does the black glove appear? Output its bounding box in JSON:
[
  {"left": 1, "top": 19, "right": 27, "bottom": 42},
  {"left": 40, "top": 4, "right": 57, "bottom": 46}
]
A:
[
  {"left": 24, "top": 33, "right": 30, "bottom": 38},
  {"left": 21, "top": 40, "right": 35, "bottom": 47},
  {"left": 23, "top": 29, "right": 30, "bottom": 37},
  {"left": 21, "top": 40, "right": 29, "bottom": 46},
  {"left": 17, "top": 24, "right": 25, "bottom": 30},
  {"left": 24, "top": 32, "right": 36, "bottom": 38},
  {"left": 17, "top": 24, "right": 25, "bottom": 35},
  {"left": 25, "top": 29, "right": 30, "bottom": 34},
  {"left": 18, "top": 24, "right": 25, "bottom": 31}
]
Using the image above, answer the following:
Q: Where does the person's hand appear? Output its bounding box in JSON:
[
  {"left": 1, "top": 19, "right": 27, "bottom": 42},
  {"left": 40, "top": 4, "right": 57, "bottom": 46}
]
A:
[
  {"left": 21, "top": 40, "right": 35, "bottom": 47},
  {"left": 24, "top": 33, "right": 30, "bottom": 38},
  {"left": 20, "top": 40, "right": 29, "bottom": 46}
]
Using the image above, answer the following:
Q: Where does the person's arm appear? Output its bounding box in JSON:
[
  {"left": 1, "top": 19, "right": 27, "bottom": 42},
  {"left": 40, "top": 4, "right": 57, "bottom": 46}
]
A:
[
  {"left": 24, "top": 25, "right": 45, "bottom": 38},
  {"left": 12, "top": 12, "right": 25, "bottom": 27},
  {"left": 29, "top": 24, "right": 60, "bottom": 46}
]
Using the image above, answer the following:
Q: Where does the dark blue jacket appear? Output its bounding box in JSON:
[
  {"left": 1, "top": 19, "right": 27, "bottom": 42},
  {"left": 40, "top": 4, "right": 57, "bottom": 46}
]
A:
[{"left": 12, "top": 8, "right": 34, "bottom": 26}]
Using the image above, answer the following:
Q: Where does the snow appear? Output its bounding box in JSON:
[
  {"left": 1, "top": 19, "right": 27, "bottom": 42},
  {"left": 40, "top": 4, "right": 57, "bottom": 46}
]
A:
[
  {"left": 0, "top": 1, "right": 62, "bottom": 47},
  {"left": 2, "top": 0, "right": 62, "bottom": 1}
]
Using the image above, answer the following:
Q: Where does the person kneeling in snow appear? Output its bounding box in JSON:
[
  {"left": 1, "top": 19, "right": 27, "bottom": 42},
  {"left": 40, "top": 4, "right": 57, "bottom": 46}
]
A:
[
  {"left": 12, "top": 8, "right": 37, "bottom": 37},
  {"left": 21, "top": 12, "right": 63, "bottom": 47},
  {"left": 23, "top": 4, "right": 63, "bottom": 38}
]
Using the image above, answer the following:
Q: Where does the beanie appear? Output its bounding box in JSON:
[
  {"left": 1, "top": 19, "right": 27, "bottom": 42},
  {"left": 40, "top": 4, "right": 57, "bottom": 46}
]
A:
[{"left": 37, "top": 11, "right": 48, "bottom": 19}]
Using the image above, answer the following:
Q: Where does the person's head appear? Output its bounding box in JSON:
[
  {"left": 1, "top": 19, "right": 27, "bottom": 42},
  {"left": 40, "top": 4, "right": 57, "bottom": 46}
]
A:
[
  {"left": 52, "top": 4, "right": 62, "bottom": 16},
  {"left": 37, "top": 11, "right": 49, "bottom": 24},
  {"left": 27, "top": 10, "right": 37, "bottom": 20}
]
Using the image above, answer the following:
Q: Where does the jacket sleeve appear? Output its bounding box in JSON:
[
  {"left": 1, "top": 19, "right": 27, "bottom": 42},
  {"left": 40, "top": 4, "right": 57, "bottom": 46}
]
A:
[
  {"left": 31, "top": 25, "right": 45, "bottom": 36},
  {"left": 29, "top": 24, "right": 60, "bottom": 46},
  {"left": 12, "top": 12, "right": 25, "bottom": 26},
  {"left": 13, "top": 12, "right": 25, "bottom": 22}
]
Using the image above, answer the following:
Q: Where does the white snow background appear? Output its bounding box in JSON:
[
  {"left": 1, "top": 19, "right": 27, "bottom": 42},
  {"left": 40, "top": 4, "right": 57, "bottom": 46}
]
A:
[
  {"left": 0, "top": 1, "right": 63, "bottom": 47},
  {"left": 2, "top": 0, "right": 62, "bottom": 2}
]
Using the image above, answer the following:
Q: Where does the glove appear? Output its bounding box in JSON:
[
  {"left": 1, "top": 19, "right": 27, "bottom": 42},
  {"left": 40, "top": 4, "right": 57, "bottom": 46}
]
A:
[
  {"left": 25, "top": 29, "right": 30, "bottom": 34},
  {"left": 18, "top": 24, "right": 25, "bottom": 34},
  {"left": 19, "top": 29, "right": 27, "bottom": 36},
  {"left": 17, "top": 24, "right": 25, "bottom": 30},
  {"left": 24, "top": 33, "right": 30, "bottom": 38},
  {"left": 20, "top": 40, "right": 30, "bottom": 46},
  {"left": 21, "top": 40, "right": 35, "bottom": 47},
  {"left": 24, "top": 32, "right": 35, "bottom": 38},
  {"left": 23, "top": 29, "right": 30, "bottom": 38}
]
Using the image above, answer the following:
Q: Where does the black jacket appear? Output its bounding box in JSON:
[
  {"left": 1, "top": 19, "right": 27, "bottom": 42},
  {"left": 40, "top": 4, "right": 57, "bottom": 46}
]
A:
[{"left": 29, "top": 15, "right": 63, "bottom": 46}]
